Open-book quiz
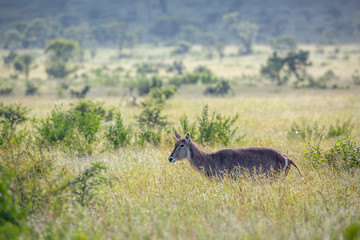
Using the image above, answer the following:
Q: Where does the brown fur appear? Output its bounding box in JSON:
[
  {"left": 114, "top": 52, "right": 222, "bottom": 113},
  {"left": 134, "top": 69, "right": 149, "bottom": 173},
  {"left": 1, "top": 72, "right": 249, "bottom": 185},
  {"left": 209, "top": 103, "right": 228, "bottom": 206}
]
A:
[{"left": 168, "top": 132, "right": 303, "bottom": 178}]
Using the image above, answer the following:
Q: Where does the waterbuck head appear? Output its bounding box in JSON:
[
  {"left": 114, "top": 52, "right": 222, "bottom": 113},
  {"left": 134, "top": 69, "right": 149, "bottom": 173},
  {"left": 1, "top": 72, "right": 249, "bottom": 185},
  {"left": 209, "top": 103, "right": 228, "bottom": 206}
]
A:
[{"left": 168, "top": 131, "right": 191, "bottom": 163}]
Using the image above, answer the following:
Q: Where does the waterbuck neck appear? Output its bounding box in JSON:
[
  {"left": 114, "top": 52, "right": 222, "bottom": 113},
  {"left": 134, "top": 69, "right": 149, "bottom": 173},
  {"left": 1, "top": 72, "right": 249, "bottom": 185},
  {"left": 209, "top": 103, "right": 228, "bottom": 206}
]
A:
[{"left": 188, "top": 143, "right": 211, "bottom": 174}]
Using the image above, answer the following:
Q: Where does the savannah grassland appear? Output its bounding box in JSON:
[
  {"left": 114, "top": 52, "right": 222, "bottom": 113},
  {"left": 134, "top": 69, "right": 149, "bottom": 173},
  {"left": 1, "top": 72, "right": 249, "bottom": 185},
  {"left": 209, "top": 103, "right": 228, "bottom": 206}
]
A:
[{"left": 1, "top": 44, "right": 360, "bottom": 240}]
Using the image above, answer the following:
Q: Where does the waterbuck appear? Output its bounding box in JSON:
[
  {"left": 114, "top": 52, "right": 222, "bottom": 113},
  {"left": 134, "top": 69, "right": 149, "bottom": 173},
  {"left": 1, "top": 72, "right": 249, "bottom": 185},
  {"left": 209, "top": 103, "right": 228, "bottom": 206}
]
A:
[{"left": 168, "top": 131, "right": 303, "bottom": 178}]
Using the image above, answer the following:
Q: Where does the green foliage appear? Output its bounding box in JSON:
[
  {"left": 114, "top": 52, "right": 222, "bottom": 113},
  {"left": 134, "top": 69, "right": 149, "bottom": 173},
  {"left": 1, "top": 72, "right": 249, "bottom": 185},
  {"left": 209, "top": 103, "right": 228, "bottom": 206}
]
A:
[
  {"left": 36, "top": 106, "right": 76, "bottom": 143},
  {"left": 37, "top": 100, "right": 107, "bottom": 145},
  {"left": 204, "top": 80, "right": 231, "bottom": 96},
  {"left": 45, "top": 38, "right": 79, "bottom": 78},
  {"left": 13, "top": 54, "right": 35, "bottom": 79},
  {"left": 135, "top": 127, "right": 162, "bottom": 147},
  {"left": 179, "top": 115, "right": 196, "bottom": 137},
  {"left": 137, "top": 102, "right": 167, "bottom": 129},
  {"left": 134, "top": 76, "right": 162, "bottom": 96},
  {"left": 172, "top": 41, "right": 191, "bottom": 54},
  {"left": 196, "top": 105, "right": 239, "bottom": 146},
  {"left": 135, "top": 63, "right": 159, "bottom": 75},
  {"left": 179, "top": 25, "right": 201, "bottom": 43},
  {"left": 288, "top": 119, "right": 352, "bottom": 140},
  {"left": 2, "top": 51, "right": 17, "bottom": 67},
  {"left": 0, "top": 102, "right": 29, "bottom": 132},
  {"left": 327, "top": 119, "right": 353, "bottom": 138},
  {"left": 0, "top": 164, "right": 28, "bottom": 239},
  {"left": 3, "top": 29, "right": 23, "bottom": 50},
  {"left": 343, "top": 222, "right": 360, "bottom": 240},
  {"left": 261, "top": 50, "right": 311, "bottom": 85},
  {"left": 70, "top": 162, "right": 107, "bottom": 206},
  {"left": 70, "top": 85, "right": 90, "bottom": 98},
  {"left": 106, "top": 114, "right": 132, "bottom": 149},
  {"left": 25, "top": 81, "right": 39, "bottom": 96},
  {"left": 304, "top": 138, "right": 360, "bottom": 170},
  {"left": 169, "top": 69, "right": 218, "bottom": 87},
  {"left": 268, "top": 35, "right": 298, "bottom": 54}
]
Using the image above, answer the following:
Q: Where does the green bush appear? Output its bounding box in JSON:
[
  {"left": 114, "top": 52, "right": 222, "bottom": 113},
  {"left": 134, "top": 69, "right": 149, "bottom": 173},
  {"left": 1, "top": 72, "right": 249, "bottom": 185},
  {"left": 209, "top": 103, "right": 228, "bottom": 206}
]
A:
[
  {"left": 70, "top": 162, "right": 107, "bottom": 206},
  {"left": 37, "top": 100, "right": 107, "bottom": 145},
  {"left": 288, "top": 119, "right": 352, "bottom": 140},
  {"left": 196, "top": 105, "right": 239, "bottom": 146},
  {"left": 135, "top": 127, "right": 162, "bottom": 147},
  {"left": 0, "top": 102, "right": 29, "bottom": 132},
  {"left": 172, "top": 41, "right": 191, "bottom": 54},
  {"left": 105, "top": 114, "right": 132, "bottom": 149},
  {"left": 135, "top": 63, "right": 159, "bottom": 75},
  {"left": 327, "top": 119, "right": 352, "bottom": 138},
  {"left": 135, "top": 76, "right": 163, "bottom": 95},
  {"left": 36, "top": 107, "right": 76, "bottom": 143},
  {"left": 204, "top": 80, "right": 231, "bottom": 96},
  {"left": 0, "top": 164, "right": 28, "bottom": 239},
  {"left": 304, "top": 138, "right": 360, "bottom": 170}
]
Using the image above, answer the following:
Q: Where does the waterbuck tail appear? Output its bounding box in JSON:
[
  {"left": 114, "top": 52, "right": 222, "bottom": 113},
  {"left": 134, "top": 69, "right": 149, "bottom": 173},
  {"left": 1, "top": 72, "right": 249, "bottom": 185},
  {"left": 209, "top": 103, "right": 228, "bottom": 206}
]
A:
[{"left": 288, "top": 159, "right": 304, "bottom": 177}]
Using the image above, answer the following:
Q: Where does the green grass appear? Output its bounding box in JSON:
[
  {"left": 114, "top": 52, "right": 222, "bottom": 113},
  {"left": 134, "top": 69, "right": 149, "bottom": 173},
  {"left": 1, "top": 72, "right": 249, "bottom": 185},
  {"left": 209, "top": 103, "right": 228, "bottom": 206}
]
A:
[{"left": 1, "top": 44, "right": 360, "bottom": 239}]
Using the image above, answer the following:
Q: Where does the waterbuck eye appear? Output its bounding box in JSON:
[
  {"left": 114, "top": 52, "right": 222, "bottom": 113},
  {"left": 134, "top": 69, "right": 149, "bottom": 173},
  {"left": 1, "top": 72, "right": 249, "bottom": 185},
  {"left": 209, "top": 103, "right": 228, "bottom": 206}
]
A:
[{"left": 179, "top": 144, "right": 184, "bottom": 148}]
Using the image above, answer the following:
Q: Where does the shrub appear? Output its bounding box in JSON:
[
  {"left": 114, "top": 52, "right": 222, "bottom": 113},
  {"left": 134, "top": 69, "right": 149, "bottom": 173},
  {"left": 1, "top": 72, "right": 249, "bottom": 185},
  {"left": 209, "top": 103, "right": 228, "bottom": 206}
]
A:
[
  {"left": 137, "top": 102, "right": 167, "bottom": 128},
  {"left": 37, "top": 100, "right": 107, "bottom": 144},
  {"left": 36, "top": 107, "right": 76, "bottom": 143},
  {"left": 172, "top": 41, "right": 191, "bottom": 54},
  {"left": 304, "top": 138, "right": 360, "bottom": 170},
  {"left": 0, "top": 103, "right": 29, "bottom": 132},
  {"left": 0, "top": 164, "right": 28, "bottom": 239},
  {"left": 135, "top": 76, "right": 163, "bottom": 95},
  {"left": 136, "top": 63, "right": 159, "bottom": 75},
  {"left": 326, "top": 138, "right": 360, "bottom": 170},
  {"left": 288, "top": 119, "right": 352, "bottom": 140},
  {"left": 197, "top": 105, "right": 239, "bottom": 146},
  {"left": 70, "top": 162, "right": 107, "bottom": 206},
  {"left": 25, "top": 81, "right": 39, "bottom": 95},
  {"left": 106, "top": 114, "right": 132, "bottom": 149},
  {"left": 204, "top": 80, "right": 231, "bottom": 96},
  {"left": 70, "top": 85, "right": 90, "bottom": 98},
  {"left": 135, "top": 127, "right": 162, "bottom": 147},
  {"left": 327, "top": 119, "right": 352, "bottom": 138}
]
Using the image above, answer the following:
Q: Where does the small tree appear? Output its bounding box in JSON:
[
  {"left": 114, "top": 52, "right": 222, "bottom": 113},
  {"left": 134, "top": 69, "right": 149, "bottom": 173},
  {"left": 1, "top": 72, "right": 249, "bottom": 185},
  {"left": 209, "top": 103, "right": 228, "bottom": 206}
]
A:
[
  {"left": 268, "top": 35, "right": 298, "bottom": 54},
  {"left": 233, "top": 22, "right": 258, "bottom": 55},
  {"left": 13, "top": 54, "right": 35, "bottom": 79},
  {"left": 261, "top": 50, "right": 312, "bottom": 85},
  {"left": 3, "top": 29, "right": 23, "bottom": 50},
  {"left": 3, "top": 51, "right": 17, "bottom": 68},
  {"left": 45, "top": 38, "right": 79, "bottom": 78}
]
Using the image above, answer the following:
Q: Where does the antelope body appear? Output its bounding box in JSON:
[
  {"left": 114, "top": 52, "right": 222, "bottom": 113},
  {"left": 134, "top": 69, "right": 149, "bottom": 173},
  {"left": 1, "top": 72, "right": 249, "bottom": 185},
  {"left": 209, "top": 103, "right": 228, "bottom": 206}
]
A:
[{"left": 168, "top": 131, "right": 303, "bottom": 177}]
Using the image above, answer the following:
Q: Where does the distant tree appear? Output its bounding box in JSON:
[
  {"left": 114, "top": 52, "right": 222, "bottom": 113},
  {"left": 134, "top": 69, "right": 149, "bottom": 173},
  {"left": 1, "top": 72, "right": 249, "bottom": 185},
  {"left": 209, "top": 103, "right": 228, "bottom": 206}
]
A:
[
  {"left": 24, "top": 18, "right": 49, "bottom": 48},
  {"left": 221, "top": 13, "right": 258, "bottom": 55},
  {"left": 261, "top": 52, "right": 284, "bottom": 85},
  {"left": 91, "top": 22, "right": 126, "bottom": 46},
  {"left": 13, "top": 21, "right": 28, "bottom": 33},
  {"left": 201, "top": 33, "right": 217, "bottom": 59},
  {"left": 222, "top": 12, "right": 240, "bottom": 30},
  {"left": 215, "top": 41, "right": 225, "bottom": 62},
  {"left": 3, "top": 51, "right": 17, "bottom": 68},
  {"left": 261, "top": 50, "right": 311, "bottom": 85},
  {"left": 64, "top": 24, "right": 94, "bottom": 48},
  {"left": 172, "top": 41, "right": 191, "bottom": 54},
  {"left": 150, "top": 16, "right": 182, "bottom": 39},
  {"left": 13, "top": 54, "right": 36, "bottom": 79},
  {"left": 45, "top": 38, "right": 79, "bottom": 78},
  {"left": 268, "top": 35, "right": 298, "bottom": 54},
  {"left": 180, "top": 25, "right": 201, "bottom": 43},
  {"left": 233, "top": 22, "right": 258, "bottom": 55},
  {"left": 3, "top": 29, "right": 23, "bottom": 50}
]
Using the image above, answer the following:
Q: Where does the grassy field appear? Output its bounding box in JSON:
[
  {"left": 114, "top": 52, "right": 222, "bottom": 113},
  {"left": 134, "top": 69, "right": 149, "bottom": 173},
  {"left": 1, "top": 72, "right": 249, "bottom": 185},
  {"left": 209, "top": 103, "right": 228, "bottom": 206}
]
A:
[{"left": 1, "top": 44, "right": 360, "bottom": 239}]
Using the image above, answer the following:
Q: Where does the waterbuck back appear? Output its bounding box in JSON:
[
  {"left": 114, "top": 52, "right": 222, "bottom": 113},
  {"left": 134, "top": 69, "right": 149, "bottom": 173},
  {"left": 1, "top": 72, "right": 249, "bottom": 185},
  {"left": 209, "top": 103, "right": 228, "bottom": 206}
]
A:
[{"left": 168, "top": 131, "right": 303, "bottom": 177}]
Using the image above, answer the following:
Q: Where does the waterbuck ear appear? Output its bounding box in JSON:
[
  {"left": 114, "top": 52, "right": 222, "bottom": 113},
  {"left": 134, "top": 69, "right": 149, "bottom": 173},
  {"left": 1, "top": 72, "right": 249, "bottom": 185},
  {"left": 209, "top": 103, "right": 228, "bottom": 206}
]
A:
[
  {"left": 174, "top": 131, "right": 181, "bottom": 140},
  {"left": 185, "top": 133, "right": 190, "bottom": 143}
]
